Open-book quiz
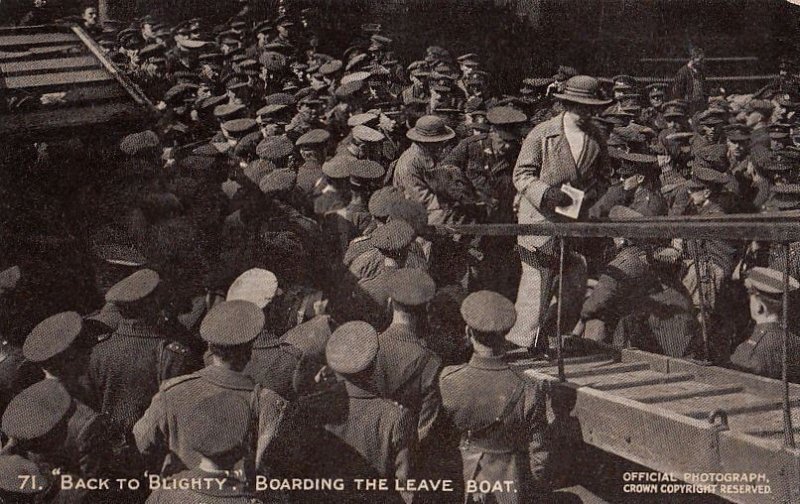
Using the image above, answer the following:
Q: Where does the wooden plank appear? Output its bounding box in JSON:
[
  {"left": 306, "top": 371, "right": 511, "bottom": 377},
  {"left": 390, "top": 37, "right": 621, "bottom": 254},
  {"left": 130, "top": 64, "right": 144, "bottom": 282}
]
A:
[
  {"left": 571, "top": 386, "right": 723, "bottom": 477},
  {"left": 534, "top": 358, "right": 618, "bottom": 376},
  {"left": 659, "top": 392, "right": 800, "bottom": 419},
  {"left": 14, "top": 84, "right": 129, "bottom": 109},
  {"left": 0, "top": 102, "right": 140, "bottom": 135},
  {"left": 56, "top": 83, "right": 128, "bottom": 105},
  {"left": 0, "top": 32, "right": 78, "bottom": 47},
  {"left": 545, "top": 362, "right": 649, "bottom": 379},
  {"left": 666, "top": 356, "right": 800, "bottom": 399},
  {"left": 615, "top": 382, "right": 744, "bottom": 404},
  {"left": 511, "top": 353, "right": 610, "bottom": 370},
  {"left": 0, "top": 45, "right": 85, "bottom": 62},
  {"left": 639, "top": 56, "right": 759, "bottom": 63},
  {"left": 29, "top": 44, "right": 83, "bottom": 55},
  {"left": 3, "top": 69, "right": 113, "bottom": 89},
  {"left": 430, "top": 219, "right": 800, "bottom": 242},
  {"left": 726, "top": 408, "right": 800, "bottom": 440},
  {"left": 717, "top": 430, "right": 800, "bottom": 504},
  {"left": 589, "top": 371, "right": 695, "bottom": 390},
  {"left": 0, "top": 55, "right": 99, "bottom": 75}
]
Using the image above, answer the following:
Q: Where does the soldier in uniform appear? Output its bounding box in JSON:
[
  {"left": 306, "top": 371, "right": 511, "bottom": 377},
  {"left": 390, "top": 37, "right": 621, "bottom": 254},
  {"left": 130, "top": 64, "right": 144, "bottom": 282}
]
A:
[
  {"left": 0, "top": 265, "right": 42, "bottom": 413},
  {"left": 323, "top": 159, "right": 384, "bottom": 260},
  {"left": 640, "top": 83, "right": 668, "bottom": 132},
  {"left": 230, "top": 269, "right": 317, "bottom": 400},
  {"left": 21, "top": 312, "right": 111, "bottom": 478},
  {"left": 145, "top": 394, "right": 262, "bottom": 504},
  {"left": 0, "top": 385, "right": 96, "bottom": 503},
  {"left": 134, "top": 300, "right": 290, "bottom": 480},
  {"left": 675, "top": 168, "right": 741, "bottom": 362},
  {"left": 439, "top": 290, "right": 549, "bottom": 503},
  {"left": 295, "top": 128, "right": 330, "bottom": 198},
  {"left": 729, "top": 267, "right": 800, "bottom": 382},
  {"left": 87, "top": 269, "right": 197, "bottom": 438},
  {"left": 322, "top": 321, "right": 415, "bottom": 503},
  {"left": 373, "top": 268, "right": 442, "bottom": 442},
  {"left": 589, "top": 149, "right": 667, "bottom": 219},
  {"left": 745, "top": 100, "right": 775, "bottom": 150},
  {"left": 573, "top": 206, "right": 699, "bottom": 355}
]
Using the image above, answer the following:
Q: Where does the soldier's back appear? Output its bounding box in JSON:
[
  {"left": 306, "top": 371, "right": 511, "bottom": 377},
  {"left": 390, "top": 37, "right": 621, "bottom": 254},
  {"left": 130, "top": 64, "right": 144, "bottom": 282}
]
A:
[
  {"left": 88, "top": 320, "right": 192, "bottom": 433},
  {"left": 323, "top": 382, "right": 415, "bottom": 478}
]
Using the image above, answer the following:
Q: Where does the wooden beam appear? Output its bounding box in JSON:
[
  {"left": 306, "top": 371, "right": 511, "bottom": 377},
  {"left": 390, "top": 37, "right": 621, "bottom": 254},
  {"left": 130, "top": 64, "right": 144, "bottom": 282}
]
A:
[
  {"left": 0, "top": 55, "right": 100, "bottom": 75},
  {"left": 0, "top": 32, "right": 78, "bottom": 48},
  {"left": 429, "top": 220, "right": 800, "bottom": 242},
  {"left": 3, "top": 68, "right": 113, "bottom": 89}
]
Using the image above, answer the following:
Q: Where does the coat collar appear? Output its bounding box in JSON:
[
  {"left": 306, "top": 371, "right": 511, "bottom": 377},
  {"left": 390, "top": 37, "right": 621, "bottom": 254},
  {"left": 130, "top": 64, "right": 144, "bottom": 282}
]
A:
[
  {"left": 541, "top": 112, "right": 602, "bottom": 177},
  {"left": 252, "top": 328, "right": 280, "bottom": 349},
  {"left": 344, "top": 380, "right": 378, "bottom": 399},
  {"left": 380, "top": 323, "right": 422, "bottom": 345},
  {"left": 115, "top": 319, "right": 162, "bottom": 339},
  {"left": 469, "top": 353, "right": 509, "bottom": 370},
  {"left": 197, "top": 365, "right": 255, "bottom": 391},
  {"left": 750, "top": 321, "right": 782, "bottom": 347}
]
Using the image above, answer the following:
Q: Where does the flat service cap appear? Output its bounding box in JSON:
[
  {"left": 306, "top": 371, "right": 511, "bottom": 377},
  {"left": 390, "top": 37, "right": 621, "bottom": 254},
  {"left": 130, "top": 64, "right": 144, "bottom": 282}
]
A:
[
  {"left": 24, "top": 311, "right": 83, "bottom": 363},
  {"left": 200, "top": 300, "right": 264, "bottom": 346},
  {"left": 259, "top": 168, "right": 297, "bottom": 194},
  {"left": 105, "top": 269, "right": 160, "bottom": 303},
  {"left": 2, "top": 380, "right": 72, "bottom": 441},
  {"left": 460, "top": 290, "right": 517, "bottom": 333},
  {"left": 326, "top": 321, "right": 378, "bottom": 375},
  {"left": 387, "top": 268, "right": 436, "bottom": 306},
  {"left": 370, "top": 219, "right": 416, "bottom": 252},
  {"left": 226, "top": 268, "right": 278, "bottom": 308},
  {"left": 257, "top": 135, "right": 294, "bottom": 160},
  {"left": 296, "top": 128, "right": 331, "bottom": 147},
  {"left": 745, "top": 267, "right": 799, "bottom": 295}
]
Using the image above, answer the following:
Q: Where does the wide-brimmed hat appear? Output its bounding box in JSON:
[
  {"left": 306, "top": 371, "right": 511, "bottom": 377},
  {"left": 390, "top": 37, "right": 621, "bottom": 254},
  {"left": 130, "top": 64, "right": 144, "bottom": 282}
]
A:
[
  {"left": 406, "top": 115, "right": 456, "bottom": 143},
  {"left": 554, "top": 75, "right": 612, "bottom": 106}
]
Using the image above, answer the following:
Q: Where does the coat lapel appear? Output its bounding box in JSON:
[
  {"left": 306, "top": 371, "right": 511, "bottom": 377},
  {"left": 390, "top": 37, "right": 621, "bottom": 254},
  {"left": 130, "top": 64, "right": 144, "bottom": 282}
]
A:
[
  {"left": 577, "top": 135, "right": 600, "bottom": 177},
  {"left": 548, "top": 115, "right": 578, "bottom": 183}
]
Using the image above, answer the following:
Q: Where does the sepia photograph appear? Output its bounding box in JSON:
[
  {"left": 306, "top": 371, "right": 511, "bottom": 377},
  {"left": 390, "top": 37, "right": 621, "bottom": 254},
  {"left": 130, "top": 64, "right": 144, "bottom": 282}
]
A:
[{"left": 0, "top": 0, "right": 799, "bottom": 502}]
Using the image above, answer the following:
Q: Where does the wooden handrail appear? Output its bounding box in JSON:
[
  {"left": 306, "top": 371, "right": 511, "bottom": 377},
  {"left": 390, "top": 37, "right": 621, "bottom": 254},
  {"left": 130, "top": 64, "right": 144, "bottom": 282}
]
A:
[{"left": 428, "top": 217, "right": 800, "bottom": 242}]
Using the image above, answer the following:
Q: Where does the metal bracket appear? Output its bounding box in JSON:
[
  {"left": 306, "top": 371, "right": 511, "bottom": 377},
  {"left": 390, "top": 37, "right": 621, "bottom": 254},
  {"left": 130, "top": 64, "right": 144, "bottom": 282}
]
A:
[{"left": 708, "top": 409, "right": 730, "bottom": 431}]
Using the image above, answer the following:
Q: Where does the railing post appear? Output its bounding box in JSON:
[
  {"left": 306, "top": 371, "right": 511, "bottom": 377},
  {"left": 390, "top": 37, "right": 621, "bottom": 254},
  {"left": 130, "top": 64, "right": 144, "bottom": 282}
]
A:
[
  {"left": 690, "top": 240, "right": 711, "bottom": 362},
  {"left": 781, "top": 242, "right": 796, "bottom": 449},
  {"left": 556, "top": 236, "right": 566, "bottom": 382}
]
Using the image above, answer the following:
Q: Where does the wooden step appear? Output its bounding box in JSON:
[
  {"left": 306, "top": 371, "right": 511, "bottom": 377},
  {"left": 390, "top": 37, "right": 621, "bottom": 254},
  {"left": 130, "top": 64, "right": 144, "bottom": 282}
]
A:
[
  {"left": 725, "top": 407, "right": 800, "bottom": 440},
  {"left": 613, "top": 381, "right": 743, "bottom": 404},
  {"left": 512, "top": 353, "right": 611, "bottom": 370},
  {"left": 3, "top": 68, "right": 113, "bottom": 89},
  {"left": 535, "top": 358, "right": 618, "bottom": 376},
  {"left": 588, "top": 371, "right": 695, "bottom": 390},
  {"left": 655, "top": 392, "right": 800, "bottom": 419},
  {"left": 0, "top": 55, "right": 100, "bottom": 75},
  {"left": 0, "top": 32, "right": 78, "bottom": 48},
  {"left": 563, "top": 362, "right": 650, "bottom": 379}
]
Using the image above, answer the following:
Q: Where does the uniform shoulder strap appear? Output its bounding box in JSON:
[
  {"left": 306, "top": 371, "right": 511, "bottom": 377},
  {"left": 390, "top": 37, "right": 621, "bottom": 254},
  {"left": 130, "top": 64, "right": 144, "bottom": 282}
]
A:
[
  {"left": 439, "top": 363, "right": 468, "bottom": 381},
  {"left": 159, "top": 372, "right": 200, "bottom": 392},
  {"left": 156, "top": 340, "right": 191, "bottom": 385}
]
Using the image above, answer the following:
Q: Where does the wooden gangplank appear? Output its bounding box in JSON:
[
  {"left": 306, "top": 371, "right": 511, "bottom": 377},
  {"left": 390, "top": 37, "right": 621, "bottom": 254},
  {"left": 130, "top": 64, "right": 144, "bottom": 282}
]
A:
[
  {"left": 511, "top": 349, "right": 800, "bottom": 504},
  {"left": 0, "top": 24, "right": 154, "bottom": 139}
]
